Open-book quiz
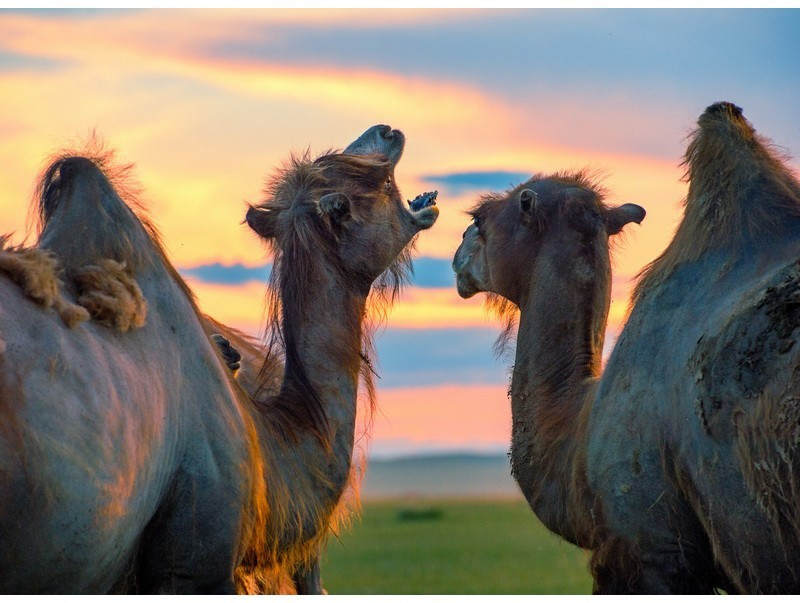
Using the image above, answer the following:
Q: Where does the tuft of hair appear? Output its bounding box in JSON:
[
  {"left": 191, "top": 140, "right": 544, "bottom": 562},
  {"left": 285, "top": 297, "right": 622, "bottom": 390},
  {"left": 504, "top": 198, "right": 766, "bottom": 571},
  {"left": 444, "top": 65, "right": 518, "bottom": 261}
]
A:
[
  {"left": 74, "top": 259, "right": 148, "bottom": 332},
  {"left": 0, "top": 234, "right": 89, "bottom": 327},
  {"left": 734, "top": 387, "right": 800, "bottom": 571},
  {"left": 251, "top": 150, "right": 410, "bottom": 444},
  {"left": 633, "top": 102, "right": 800, "bottom": 303}
]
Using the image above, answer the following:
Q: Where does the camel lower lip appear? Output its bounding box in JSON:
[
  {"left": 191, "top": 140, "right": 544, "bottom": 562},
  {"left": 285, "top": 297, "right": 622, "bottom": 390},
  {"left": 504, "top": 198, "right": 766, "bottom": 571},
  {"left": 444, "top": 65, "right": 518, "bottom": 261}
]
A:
[
  {"left": 455, "top": 274, "right": 477, "bottom": 299},
  {"left": 408, "top": 190, "right": 438, "bottom": 211}
]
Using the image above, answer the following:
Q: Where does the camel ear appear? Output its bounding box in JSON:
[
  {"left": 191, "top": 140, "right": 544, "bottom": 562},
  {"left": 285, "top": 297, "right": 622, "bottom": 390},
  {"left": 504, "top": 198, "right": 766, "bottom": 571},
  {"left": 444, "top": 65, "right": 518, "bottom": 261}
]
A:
[
  {"left": 246, "top": 205, "right": 278, "bottom": 239},
  {"left": 319, "top": 192, "right": 351, "bottom": 223},
  {"left": 604, "top": 203, "right": 646, "bottom": 235},
  {"left": 519, "top": 189, "right": 538, "bottom": 226}
]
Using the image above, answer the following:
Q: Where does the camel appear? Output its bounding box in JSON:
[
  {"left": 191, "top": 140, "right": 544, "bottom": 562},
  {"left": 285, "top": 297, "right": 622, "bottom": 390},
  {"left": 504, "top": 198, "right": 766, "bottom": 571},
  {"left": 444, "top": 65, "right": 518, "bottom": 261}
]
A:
[
  {"left": 238, "top": 124, "right": 438, "bottom": 592},
  {"left": 0, "top": 125, "right": 437, "bottom": 593},
  {"left": 452, "top": 102, "right": 800, "bottom": 593}
]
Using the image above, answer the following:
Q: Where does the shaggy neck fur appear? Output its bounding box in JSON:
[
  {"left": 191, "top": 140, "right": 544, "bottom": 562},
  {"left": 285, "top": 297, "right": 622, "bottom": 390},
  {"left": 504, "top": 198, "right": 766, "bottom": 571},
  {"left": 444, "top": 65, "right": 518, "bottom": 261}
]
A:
[
  {"left": 510, "top": 225, "right": 611, "bottom": 547},
  {"left": 236, "top": 259, "right": 369, "bottom": 591}
]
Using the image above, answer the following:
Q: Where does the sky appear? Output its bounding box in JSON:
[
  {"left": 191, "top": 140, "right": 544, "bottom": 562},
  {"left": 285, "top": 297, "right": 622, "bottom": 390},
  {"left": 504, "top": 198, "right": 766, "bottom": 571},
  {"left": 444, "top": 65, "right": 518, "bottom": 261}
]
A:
[{"left": 1, "top": 8, "right": 799, "bottom": 458}]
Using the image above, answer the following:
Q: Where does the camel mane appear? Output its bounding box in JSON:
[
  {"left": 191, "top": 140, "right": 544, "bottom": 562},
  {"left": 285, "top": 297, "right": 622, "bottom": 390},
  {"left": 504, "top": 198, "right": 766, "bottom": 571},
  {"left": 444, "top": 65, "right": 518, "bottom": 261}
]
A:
[
  {"left": 633, "top": 101, "right": 800, "bottom": 303},
  {"left": 470, "top": 170, "right": 611, "bottom": 358},
  {"left": 251, "top": 149, "right": 412, "bottom": 444}
]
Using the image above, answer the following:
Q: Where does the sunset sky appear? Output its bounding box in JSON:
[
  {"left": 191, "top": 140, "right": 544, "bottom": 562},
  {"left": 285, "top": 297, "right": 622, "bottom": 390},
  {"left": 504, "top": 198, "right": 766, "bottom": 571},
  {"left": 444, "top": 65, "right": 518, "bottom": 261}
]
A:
[{"left": 1, "top": 8, "right": 799, "bottom": 457}]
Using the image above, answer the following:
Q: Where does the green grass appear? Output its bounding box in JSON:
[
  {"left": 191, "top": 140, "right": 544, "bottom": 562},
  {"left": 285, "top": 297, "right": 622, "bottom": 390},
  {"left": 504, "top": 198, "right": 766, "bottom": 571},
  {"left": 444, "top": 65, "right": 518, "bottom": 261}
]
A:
[{"left": 320, "top": 498, "right": 593, "bottom": 594}]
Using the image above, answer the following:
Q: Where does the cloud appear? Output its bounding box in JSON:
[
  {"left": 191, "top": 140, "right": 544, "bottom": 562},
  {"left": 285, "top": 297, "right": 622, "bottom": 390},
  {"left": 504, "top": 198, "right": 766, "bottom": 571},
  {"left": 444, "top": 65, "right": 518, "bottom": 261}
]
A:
[
  {"left": 368, "top": 383, "right": 512, "bottom": 458},
  {"left": 205, "top": 9, "right": 800, "bottom": 159},
  {"left": 212, "top": 10, "right": 800, "bottom": 103},
  {"left": 421, "top": 170, "right": 531, "bottom": 196},
  {"left": 0, "top": 50, "right": 63, "bottom": 72},
  {"left": 409, "top": 256, "right": 455, "bottom": 288},
  {"left": 180, "top": 256, "right": 456, "bottom": 288},
  {"left": 180, "top": 262, "right": 270, "bottom": 285},
  {"left": 375, "top": 327, "right": 507, "bottom": 389},
  {"left": 0, "top": 8, "right": 138, "bottom": 18}
]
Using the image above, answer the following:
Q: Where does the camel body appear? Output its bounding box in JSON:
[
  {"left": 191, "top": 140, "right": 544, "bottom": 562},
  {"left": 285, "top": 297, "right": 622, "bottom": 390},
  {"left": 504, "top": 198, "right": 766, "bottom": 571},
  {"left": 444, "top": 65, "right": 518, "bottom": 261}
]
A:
[
  {"left": 0, "top": 158, "right": 254, "bottom": 593},
  {"left": 593, "top": 217, "right": 800, "bottom": 592}
]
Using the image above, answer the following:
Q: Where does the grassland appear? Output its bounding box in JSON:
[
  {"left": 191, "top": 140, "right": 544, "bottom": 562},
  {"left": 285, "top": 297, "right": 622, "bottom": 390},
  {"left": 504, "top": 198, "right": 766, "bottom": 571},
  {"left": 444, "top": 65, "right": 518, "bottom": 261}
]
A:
[{"left": 320, "top": 498, "right": 593, "bottom": 594}]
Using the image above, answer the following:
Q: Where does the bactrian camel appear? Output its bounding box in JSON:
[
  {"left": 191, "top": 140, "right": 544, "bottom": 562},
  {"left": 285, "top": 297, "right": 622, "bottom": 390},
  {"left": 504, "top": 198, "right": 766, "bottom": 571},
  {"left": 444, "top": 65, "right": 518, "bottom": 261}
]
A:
[
  {"left": 453, "top": 102, "right": 800, "bottom": 593},
  {"left": 223, "top": 124, "right": 439, "bottom": 593}
]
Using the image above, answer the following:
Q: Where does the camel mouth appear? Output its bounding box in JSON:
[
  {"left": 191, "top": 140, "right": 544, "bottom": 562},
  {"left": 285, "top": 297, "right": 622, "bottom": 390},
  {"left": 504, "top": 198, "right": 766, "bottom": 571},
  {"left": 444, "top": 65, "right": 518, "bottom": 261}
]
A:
[
  {"left": 343, "top": 124, "right": 405, "bottom": 165},
  {"left": 407, "top": 190, "right": 438, "bottom": 211},
  {"left": 406, "top": 190, "right": 439, "bottom": 229}
]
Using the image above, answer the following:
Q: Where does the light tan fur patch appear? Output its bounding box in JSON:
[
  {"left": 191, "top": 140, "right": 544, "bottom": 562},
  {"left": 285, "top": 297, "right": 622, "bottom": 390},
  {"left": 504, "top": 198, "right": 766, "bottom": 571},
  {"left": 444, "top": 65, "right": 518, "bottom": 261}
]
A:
[
  {"left": 74, "top": 259, "right": 148, "bottom": 332},
  {"left": 0, "top": 236, "right": 89, "bottom": 328}
]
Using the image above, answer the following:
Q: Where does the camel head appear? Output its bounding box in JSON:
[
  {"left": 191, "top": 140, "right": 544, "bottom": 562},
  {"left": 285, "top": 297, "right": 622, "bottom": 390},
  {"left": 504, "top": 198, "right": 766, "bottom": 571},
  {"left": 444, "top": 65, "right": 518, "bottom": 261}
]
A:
[
  {"left": 452, "top": 176, "right": 645, "bottom": 305},
  {"left": 246, "top": 125, "right": 439, "bottom": 290}
]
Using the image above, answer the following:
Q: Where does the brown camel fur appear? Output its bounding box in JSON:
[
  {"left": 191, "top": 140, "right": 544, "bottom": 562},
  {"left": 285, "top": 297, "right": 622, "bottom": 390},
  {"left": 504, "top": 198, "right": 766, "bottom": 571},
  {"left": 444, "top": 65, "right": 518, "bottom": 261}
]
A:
[
  {"left": 453, "top": 102, "right": 800, "bottom": 593},
  {"left": 0, "top": 235, "right": 89, "bottom": 328}
]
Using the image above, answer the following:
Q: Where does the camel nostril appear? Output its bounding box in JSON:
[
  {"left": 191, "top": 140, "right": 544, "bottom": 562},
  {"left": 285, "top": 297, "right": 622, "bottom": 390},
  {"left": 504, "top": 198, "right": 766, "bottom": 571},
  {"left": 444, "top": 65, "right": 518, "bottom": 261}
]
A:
[{"left": 379, "top": 125, "right": 394, "bottom": 139}]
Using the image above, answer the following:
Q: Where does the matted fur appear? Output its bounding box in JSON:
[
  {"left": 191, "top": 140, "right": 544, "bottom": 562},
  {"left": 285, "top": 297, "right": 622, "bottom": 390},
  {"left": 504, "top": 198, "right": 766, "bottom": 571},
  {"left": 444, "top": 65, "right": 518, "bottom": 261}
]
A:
[
  {"left": 74, "top": 259, "right": 148, "bottom": 332},
  {"left": 734, "top": 386, "right": 800, "bottom": 573},
  {"left": 0, "top": 235, "right": 89, "bottom": 328},
  {"left": 633, "top": 101, "right": 800, "bottom": 303}
]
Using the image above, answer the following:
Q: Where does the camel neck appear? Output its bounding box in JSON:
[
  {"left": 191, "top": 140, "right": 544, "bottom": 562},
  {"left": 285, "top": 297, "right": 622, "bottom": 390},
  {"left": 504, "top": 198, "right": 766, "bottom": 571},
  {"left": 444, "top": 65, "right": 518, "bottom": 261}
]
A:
[
  {"left": 509, "top": 238, "right": 610, "bottom": 545},
  {"left": 253, "top": 267, "right": 367, "bottom": 554},
  {"left": 283, "top": 276, "right": 366, "bottom": 434}
]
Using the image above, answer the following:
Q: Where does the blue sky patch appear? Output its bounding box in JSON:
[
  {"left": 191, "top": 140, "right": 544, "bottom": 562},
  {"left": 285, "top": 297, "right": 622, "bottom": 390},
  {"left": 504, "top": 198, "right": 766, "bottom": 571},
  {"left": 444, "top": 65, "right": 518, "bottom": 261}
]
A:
[{"left": 421, "top": 171, "right": 530, "bottom": 196}]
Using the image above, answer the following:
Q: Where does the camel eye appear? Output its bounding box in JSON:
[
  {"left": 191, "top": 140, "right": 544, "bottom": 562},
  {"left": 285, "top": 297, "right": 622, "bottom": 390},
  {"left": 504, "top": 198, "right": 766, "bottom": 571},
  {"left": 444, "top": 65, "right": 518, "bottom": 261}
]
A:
[{"left": 473, "top": 216, "right": 483, "bottom": 235}]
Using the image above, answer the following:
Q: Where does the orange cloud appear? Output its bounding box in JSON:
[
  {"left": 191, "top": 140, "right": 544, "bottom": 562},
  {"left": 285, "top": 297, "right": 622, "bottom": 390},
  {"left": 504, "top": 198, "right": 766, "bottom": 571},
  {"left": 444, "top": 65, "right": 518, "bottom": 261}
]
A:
[{"left": 368, "top": 383, "right": 512, "bottom": 452}]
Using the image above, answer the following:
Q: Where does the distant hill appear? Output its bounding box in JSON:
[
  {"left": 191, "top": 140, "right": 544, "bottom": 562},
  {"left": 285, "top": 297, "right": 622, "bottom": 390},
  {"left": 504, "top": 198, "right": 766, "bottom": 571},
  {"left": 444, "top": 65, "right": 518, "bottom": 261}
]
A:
[{"left": 361, "top": 453, "right": 522, "bottom": 500}]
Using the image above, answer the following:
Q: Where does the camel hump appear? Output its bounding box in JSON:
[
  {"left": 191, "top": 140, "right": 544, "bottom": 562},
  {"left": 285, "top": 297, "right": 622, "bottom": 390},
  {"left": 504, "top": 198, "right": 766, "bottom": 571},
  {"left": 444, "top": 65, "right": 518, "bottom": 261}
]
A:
[
  {"left": 34, "top": 146, "right": 164, "bottom": 279},
  {"left": 695, "top": 100, "right": 756, "bottom": 142},
  {"left": 686, "top": 99, "right": 800, "bottom": 240}
]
